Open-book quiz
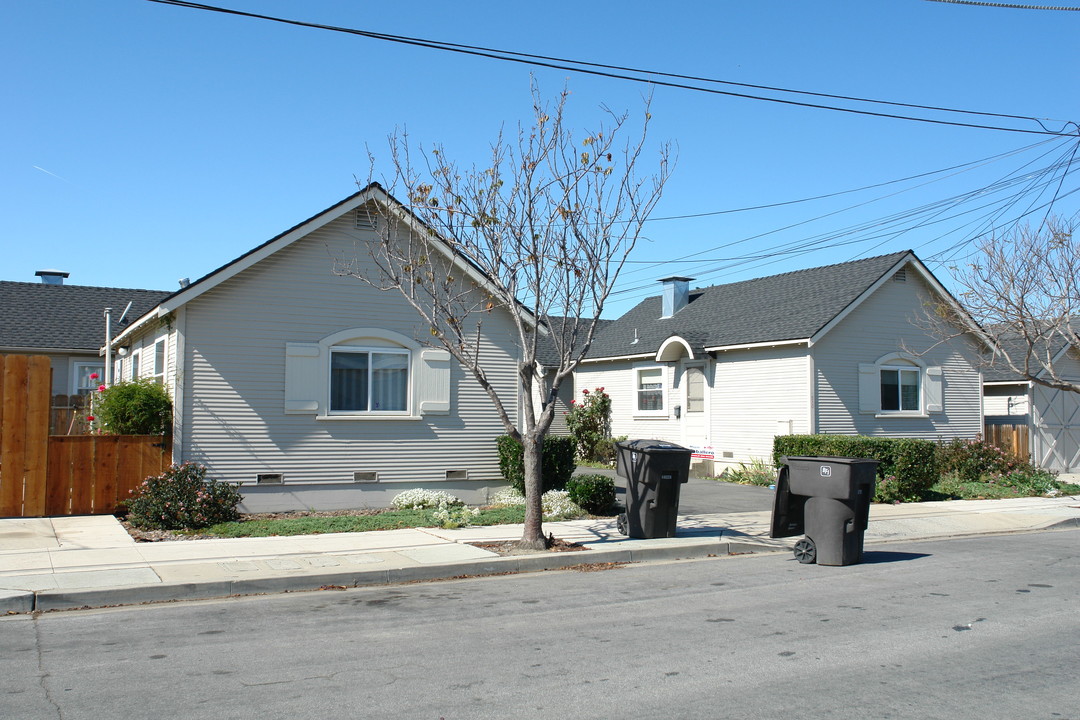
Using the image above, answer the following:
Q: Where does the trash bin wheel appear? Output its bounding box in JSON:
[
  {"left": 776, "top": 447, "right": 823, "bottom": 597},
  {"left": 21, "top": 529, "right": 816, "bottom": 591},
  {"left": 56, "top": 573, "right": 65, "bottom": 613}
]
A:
[
  {"left": 617, "top": 513, "right": 628, "bottom": 536},
  {"left": 793, "top": 538, "right": 817, "bottom": 564}
]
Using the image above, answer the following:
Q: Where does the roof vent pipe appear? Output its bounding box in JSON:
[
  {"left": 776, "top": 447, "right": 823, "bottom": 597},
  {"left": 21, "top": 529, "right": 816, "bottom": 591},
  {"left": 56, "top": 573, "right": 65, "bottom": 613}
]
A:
[
  {"left": 178, "top": 278, "right": 190, "bottom": 289},
  {"left": 659, "top": 277, "right": 693, "bottom": 318},
  {"left": 36, "top": 269, "right": 70, "bottom": 285}
]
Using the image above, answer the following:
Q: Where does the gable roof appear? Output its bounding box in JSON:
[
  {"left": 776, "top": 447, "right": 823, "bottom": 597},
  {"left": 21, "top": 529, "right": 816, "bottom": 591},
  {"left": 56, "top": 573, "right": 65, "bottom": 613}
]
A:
[
  {"left": 535, "top": 316, "right": 615, "bottom": 367},
  {"left": 0, "top": 281, "right": 170, "bottom": 354},
  {"left": 586, "top": 251, "right": 938, "bottom": 360},
  {"left": 113, "top": 182, "right": 536, "bottom": 346}
]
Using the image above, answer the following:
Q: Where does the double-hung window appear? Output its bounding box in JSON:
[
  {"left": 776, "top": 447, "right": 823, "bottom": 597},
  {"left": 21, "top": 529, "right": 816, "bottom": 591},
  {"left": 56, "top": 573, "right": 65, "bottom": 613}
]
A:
[
  {"left": 73, "top": 362, "right": 105, "bottom": 396},
  {"left": 330, "top": 348, "right": 409, "bottom": 413},
  {"left": 636, "top": 367, "right": 664, "bottom": 413}
]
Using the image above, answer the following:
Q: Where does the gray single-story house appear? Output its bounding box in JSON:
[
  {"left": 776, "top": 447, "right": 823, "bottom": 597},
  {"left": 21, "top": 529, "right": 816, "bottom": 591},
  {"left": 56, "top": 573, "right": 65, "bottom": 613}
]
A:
[
  {"left": 576, "top": 251, "right": 988, "bottom": 475},
  {"left": 110, "top": 184, "right": 530, "bottom": 511}
]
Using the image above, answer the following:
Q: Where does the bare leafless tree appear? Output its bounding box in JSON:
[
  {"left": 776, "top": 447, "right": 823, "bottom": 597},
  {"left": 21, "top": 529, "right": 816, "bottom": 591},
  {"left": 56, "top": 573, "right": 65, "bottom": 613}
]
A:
[
  {"left": 931, "top": 218, "right": 1080, "bottom": 393},
  {"left": 339, "top": 85, "right": 671, "bottom": 549}
]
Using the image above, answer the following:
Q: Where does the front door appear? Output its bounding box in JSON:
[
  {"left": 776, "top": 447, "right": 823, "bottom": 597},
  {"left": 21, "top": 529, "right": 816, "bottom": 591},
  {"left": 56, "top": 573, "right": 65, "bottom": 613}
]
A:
[{"left": 681, "top": 364, "right": 711, "bottom": 463}]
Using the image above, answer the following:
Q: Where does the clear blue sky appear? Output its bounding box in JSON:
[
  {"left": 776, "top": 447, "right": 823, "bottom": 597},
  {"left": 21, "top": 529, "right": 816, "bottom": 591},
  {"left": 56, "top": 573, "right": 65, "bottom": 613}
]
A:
[{"left": 4, "top": 0, "right": 1078, "bottom": 318}]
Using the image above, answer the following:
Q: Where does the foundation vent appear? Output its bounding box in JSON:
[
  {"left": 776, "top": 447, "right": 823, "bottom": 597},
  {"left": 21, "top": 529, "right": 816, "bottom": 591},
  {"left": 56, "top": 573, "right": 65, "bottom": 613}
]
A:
[
  {"left": 354, "top": 471, "right": 379, "bottom": 483},
  {"left": 256, "top": 473, "right": 284, "bottom": 485},
  {"left": 445, "top": 469, "right": 468, "bottom": 481}
]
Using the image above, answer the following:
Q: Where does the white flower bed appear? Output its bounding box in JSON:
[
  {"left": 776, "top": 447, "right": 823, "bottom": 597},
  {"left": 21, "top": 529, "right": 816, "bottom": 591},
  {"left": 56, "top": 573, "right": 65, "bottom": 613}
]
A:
[{"left": 391, "top": 489, "right": 463, "bottom": 510}]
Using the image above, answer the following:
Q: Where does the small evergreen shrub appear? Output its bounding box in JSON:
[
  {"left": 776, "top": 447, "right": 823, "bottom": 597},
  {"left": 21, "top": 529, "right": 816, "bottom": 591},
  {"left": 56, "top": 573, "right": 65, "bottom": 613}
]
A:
[
  {"left": 496, "top": 434, "right": 576, "bottom": 494},
  {"left": 773, "top": 434, "right": 938, "bottom": 503},
  {"left": 125, "top": 463, "right": 242, "bottom": 530},
  {"left": 95, "top": 379, "right": 172, "bottom": 435},
  {"left": 566, "top": 474, "right": 616, "bottom": 514},
  {"left": 937, "top": 436, "right": 1020, "bottom": 483},
  {"left": 391, "top": 489, "right": 463, "bottom": 510},
  {"left": 593, "top": 435, "right": 628, "bottom": 466}
]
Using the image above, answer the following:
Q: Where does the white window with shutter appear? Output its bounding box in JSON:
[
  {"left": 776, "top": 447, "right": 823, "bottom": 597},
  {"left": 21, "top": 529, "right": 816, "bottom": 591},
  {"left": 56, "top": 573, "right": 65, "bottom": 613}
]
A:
[
  {"left": 284, "top": 328, "right": 451, "bottom": 419},
  {"left": 858, "top": 353, "right": 942, "bottom": 416}
]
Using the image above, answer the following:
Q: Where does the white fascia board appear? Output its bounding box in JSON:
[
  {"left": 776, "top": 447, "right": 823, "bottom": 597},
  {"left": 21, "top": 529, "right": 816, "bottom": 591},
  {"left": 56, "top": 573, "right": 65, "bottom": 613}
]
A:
[
  {"left": 110, "top": 307, "right": 163, "bottom": 347},
  {"left": 580, "top": 352, "right": 655, "bottom": 364},
  {"left": 0, "top": 345, "right": 96, "bottom": 355},
  {"left": 706, "top": 338, "right": 808, "bottom": 353}
]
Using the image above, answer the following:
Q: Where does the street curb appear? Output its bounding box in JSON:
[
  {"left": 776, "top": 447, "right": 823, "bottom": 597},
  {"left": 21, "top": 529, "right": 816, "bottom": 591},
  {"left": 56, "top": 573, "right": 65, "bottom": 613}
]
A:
[{"left": 13, "top": 538, "right": 782, "bottom": 613}]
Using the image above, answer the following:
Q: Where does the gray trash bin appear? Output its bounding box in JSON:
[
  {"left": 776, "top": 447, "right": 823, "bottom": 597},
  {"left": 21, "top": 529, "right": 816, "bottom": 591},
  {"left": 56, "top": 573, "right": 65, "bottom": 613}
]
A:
[
  {"left": 769, "top": 456, "right": 878, "bottom": 566},
  {"left": 615, "top": 439, "right": 692, "bottom": 538}
]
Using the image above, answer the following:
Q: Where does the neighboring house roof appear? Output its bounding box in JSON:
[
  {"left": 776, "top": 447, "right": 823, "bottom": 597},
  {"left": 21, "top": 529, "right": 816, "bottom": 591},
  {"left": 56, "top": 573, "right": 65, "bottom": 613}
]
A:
[
  {"left": 535, "top": 316, "right": 615, "bottom": 367},
  {"left": 981, "top": 330, "right": 1074, "bottom": 384},
  {"left": 0, "top": 281, "right": 170, "bottom": 353},
  {"left": 586, "top": 251, "right": 946, "bottom": 360}
]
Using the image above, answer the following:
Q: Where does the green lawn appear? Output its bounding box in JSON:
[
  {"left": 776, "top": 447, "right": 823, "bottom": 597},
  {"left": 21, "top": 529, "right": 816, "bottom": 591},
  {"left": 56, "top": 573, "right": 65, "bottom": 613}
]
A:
[{"left": 196, "top": 505, "right": 530, "bottom": 538}]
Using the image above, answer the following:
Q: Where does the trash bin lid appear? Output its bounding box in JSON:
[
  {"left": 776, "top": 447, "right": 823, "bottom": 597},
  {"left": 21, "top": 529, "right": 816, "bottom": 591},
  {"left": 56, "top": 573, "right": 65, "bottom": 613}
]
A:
[{"left": 618, "top": 439, "right": 691, "bottom": 453}]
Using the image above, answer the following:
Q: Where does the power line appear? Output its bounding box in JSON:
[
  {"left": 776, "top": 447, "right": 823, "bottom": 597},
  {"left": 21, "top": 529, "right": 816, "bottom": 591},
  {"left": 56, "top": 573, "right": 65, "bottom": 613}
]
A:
[
  {"left": 145, "top": 0, "right": 1078, "bottom": 137},
  {"left": 926, "top": 0, "right": 1080, "bottom": 10}
]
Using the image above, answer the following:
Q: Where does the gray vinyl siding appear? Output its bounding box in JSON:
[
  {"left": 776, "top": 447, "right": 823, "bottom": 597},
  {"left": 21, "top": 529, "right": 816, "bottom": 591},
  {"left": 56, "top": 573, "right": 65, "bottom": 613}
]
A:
[
  {"left": 812, "top": 271, "right": 983, "bottom": 439},
  {"left": 710, "top": 345, "right": 810, "bottom": 464},
  {"left": 178, "top": 215, "right": 520, "bottom": 486}
]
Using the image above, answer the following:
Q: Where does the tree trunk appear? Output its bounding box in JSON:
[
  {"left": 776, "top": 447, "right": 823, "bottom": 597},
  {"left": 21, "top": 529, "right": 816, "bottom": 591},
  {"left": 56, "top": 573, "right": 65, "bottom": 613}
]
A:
[{"left": 518, "top": 434, "right": 547, "bottom": 550}]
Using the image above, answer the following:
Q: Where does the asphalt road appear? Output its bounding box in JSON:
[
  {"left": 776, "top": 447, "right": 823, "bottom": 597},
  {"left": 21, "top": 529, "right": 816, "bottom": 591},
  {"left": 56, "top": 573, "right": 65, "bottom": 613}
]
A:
[
  {"left": 4, "top": 529, "right": 1077, "bottom": 719},
  {"left": 598, "top": 469, "right": 776, "bottom": 515}
]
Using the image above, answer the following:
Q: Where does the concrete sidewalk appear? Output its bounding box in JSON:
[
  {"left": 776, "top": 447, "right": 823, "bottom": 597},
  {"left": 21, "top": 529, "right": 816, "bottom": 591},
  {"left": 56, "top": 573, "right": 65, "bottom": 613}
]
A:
[{"left": 3, "top": 494, "right": 1079, "bottom": 614}]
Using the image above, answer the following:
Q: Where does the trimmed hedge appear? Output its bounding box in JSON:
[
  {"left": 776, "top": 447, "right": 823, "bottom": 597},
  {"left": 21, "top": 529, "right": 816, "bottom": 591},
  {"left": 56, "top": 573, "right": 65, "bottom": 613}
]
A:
[
  {"left": 496, "top": 434, "right": 577, "bottom": 494},
  {"left": 773, "top": 434, "right": 938, "bottom": 503}
]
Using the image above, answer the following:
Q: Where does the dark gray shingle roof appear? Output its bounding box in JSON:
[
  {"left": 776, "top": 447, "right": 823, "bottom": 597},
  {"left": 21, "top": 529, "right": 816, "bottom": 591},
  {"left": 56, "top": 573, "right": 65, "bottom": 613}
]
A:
[
  {"left": 588, "top": 251, "right": 912, "bottom": 359},
  {"left": 0, "top": 281, "right": 170, "bottom": 352},
  {"left": 535, "top": 316, "right": 614, "bottom": 366}
]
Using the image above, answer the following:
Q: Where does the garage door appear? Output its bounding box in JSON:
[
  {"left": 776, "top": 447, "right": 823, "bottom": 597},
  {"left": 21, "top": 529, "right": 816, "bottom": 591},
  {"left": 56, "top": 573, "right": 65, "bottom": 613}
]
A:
[{"left": 1032, "top": 384, "right": 1080, "bottom": 473}]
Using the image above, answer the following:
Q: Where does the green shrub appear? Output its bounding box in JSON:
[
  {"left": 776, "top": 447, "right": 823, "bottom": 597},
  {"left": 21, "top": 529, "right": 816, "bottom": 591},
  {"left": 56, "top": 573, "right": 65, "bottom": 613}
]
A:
[
  {"left": 566, "top": 474, "right": 617, "bottom": 514},
  {"left": 496, "top": 434, "right": 576, "bottom": 494},
  {"left": 565, "top": 387, "right": 611, "bottom": 462},
  {"left": 773, "top": 434, "right": 938, "bottom": 503},
  {"left": 125, "top": 463, "right": 242, "bottom": 530},
  {"left": 937, "top": 436, "right": 1020, "bottom": 483},
  {"left": 724, "top": 458, "right": 777, "bottom": 487},
  {"left": 95, "top": 379, "right": 172, "bottom": 435},
  {"left": 592, "top": 435, "right": 627, "bottom": 466}
]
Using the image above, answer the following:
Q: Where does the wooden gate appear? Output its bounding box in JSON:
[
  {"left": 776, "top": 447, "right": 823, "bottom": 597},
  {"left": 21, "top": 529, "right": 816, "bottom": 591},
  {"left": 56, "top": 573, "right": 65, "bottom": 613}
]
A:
[
  {"left": 983, "top": 423, "right": 1030, "bottom": 463},
  {"left": 1, "top": 354, "right": 172, "bottom": 517}
]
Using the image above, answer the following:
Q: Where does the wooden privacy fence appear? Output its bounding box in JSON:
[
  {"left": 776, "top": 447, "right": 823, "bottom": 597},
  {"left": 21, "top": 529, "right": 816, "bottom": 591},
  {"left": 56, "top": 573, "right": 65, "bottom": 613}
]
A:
[
  {"left": 1, "top": 354, "right": 171, "bottom": 517},
  {"left": 984, "top": 422, "right": 1030, "bottom": 463}
]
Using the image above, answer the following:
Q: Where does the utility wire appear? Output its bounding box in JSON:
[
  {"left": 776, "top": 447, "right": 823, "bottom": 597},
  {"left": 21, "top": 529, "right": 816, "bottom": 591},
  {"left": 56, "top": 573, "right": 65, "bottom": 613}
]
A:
[
  {"left": 146, "top": 0, "right": 1077, "bottom": 136},
  {"left": 926, "top": 0, "right": 1080, "bottom": 10}
]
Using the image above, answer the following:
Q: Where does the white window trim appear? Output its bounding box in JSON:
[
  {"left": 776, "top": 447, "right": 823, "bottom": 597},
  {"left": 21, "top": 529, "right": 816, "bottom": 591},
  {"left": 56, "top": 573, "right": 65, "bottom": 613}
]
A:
[
  {"left": 877, "top": 364, "right": 923, "bottom": 417},
  {"left": 860, "top": 352, "right": 941, "bottom": 418},
  {"left": 634, "top": 365, "right": 668, "bottom": 417},
  {"left": 328, "top": 345, "right": 412, "bottom": 416},
  {"left": 72, "top": 361, "right": 104, "bottom": 396},
  {"left": 151, "top": 339, "right": 166, "bottom": 386}
]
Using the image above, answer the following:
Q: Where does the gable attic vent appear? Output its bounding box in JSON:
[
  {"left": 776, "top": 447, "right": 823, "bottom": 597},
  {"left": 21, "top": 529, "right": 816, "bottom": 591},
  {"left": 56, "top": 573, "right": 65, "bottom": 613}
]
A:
[
  {"left": 36, "top": 269, "right": 70, "bottom": 285},
  {"left": 893, "top": 268, "right": 907, "bottom": 283},
  {"left": 355, "top": 207, "right": 378, "bottom": 231}
]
